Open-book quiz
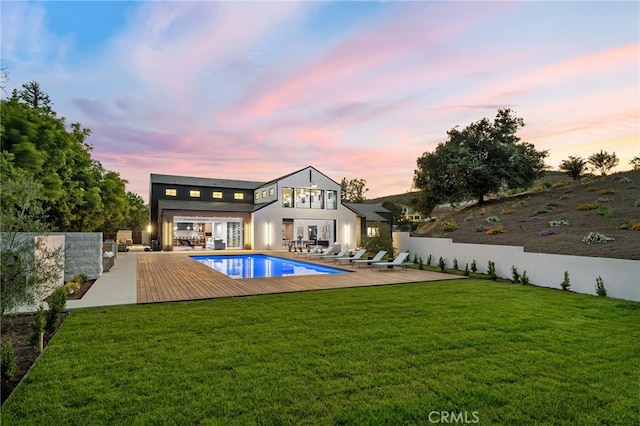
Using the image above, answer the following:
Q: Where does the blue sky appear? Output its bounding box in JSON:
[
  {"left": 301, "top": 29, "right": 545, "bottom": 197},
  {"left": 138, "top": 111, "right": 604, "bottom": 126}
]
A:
[{"left": 2, "top": 1, "right": 638, "bottom": 202}]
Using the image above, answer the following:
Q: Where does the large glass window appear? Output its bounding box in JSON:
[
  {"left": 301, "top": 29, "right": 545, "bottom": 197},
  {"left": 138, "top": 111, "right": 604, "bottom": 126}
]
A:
[
  {"left": 310, "top": 189, "right": 324, "bottom": 209},
  {"left": 295, "top": 188, "right": 310, "bottom": 208},
  {"left": 326, "top": 190, "right": 337, "bottom": 209},
  {"left": 282, "top": 187, "right": 294, "bottom": 208}
]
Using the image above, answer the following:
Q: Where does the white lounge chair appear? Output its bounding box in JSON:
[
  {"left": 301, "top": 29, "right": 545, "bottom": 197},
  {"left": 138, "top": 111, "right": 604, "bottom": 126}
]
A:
[
  {"left": 293, "top": 245, "right": 321, "bottom": 258},
  {"left": 334, "top": 249, "right": 367, "bottom": 264},
  {"left": 318, "top": 247, "right": 350, "bottom": 262},
  {"left": 351, "top": 251, "right": 387, "bottom": 268},
  {"left": 371, "top": 252, "right": 410, "bottom": 271},
  {"left": 305, "top": 244, "right": 339, "bottom": 259}
]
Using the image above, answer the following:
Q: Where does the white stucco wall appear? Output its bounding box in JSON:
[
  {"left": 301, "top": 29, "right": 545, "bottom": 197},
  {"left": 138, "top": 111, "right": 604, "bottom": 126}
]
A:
[{"left": 394, "top": 232, "right": 640, "bottom": 302}]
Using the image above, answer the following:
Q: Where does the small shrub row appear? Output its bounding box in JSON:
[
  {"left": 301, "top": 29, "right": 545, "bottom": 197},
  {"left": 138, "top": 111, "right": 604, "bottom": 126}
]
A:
[
  {"left": 441, "top": 221, "right": 458, "bottom": 232},
  {"left": 486, "top": 226, "right": 507, "bottom": 235},
  {"left": 598, "top": 188, "right": 616, "bottom": 195},
  {"left": 577, "top": 202, "right": 600, "bottom": 210},
  {"left": 501, "top": 209, "right": 517, "bottom": 215},
  {"left": 552, "top": 181, "right": 568, "bottom": 188},
  {"left": 617, "top": 220, "right": 640, "bottom": 231}
]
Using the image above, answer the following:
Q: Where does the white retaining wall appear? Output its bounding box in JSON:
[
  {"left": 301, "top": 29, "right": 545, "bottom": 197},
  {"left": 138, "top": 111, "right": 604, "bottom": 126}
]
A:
[{"left": 394, "top": 232, "right": 640, "bottom": 302}]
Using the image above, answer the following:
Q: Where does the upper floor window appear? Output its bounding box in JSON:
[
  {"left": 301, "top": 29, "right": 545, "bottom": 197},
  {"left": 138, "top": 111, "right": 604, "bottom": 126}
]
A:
[
  {"left": 255, "top": 192, "right": 260, "bottom": 200},
  {"left": 310, "top": 189, "right": 324, "bottom": 209},
  {"left": 262, "top": 190, "right": 266, "bottom": 198},
  {"left": 326, "top": 190, "right": 337, "bottom": 209},
  {"left": 282, "top": 187, "right": 294, "bottom": 208},
  {"left": 189, "top": 190, "right": 200, "bottom": 198},
  {"left": 234, "top": 193, "right": 244, "bottom": 200},
  {"left": 269, "top": 188, "right": 274, "bottom": 196},
  {"left": 212, "top": 191, "right": 223, "bottom": 199},
  {"left": 165, "top": 189, "right": 177, "bottom": 196},
  {"left": 295, "top": 188, "right": 310, "bottom": 208}
]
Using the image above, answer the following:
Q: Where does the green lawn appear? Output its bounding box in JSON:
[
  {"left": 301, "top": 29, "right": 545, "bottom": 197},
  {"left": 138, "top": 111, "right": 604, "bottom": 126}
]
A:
[{"left": 2, "top": 280, "right": 639, "bottom": 425}]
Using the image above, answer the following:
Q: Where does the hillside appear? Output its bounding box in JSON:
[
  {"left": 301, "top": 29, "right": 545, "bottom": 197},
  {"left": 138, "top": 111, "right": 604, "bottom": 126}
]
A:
[{"left": 407, "top": 170, "right": 640, "bottom": 260}]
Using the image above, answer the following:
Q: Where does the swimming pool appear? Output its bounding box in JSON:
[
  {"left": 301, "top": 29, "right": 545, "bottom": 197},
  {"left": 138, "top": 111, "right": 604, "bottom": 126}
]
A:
[{"left": 191, "top": 254, "right": 348, "bottom": 279}]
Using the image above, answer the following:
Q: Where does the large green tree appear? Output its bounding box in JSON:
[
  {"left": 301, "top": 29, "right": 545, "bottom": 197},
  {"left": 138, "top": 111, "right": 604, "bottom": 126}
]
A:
[
  {"left": 1, "top": 82, "right": 143, "bottom": 233},
  {"left": 413, "top": 109, "right": 547, "bottom": 212},
  {"left": 559, "top": 156, "right": 588, "bottom": 181}
]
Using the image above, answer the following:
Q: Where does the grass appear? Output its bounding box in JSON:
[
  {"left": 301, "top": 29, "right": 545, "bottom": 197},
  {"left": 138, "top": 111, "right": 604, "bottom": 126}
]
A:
[{"left": 2, "top": 280, "right": 639, "bottom": 425}]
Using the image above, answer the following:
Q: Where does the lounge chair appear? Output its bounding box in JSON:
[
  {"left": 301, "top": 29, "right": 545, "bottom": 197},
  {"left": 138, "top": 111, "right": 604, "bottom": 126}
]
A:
[
  {"left": 334, "top": 249, "right": 367, "bottom": 265},
  {"left": 178, "top": 238, "right": 196, "bottom": 249},
  {"left": 293, "top": 245, "right": 321, "bottom": 258},
  {"left": 371, "top": 252, "right": 410, "bottom": 271},
  {"left": 318, "top": 247, "right": 350, "bottom": 262},
  {"left": 351, "top": 251, "right": 387, "bottom": 268},
  {"left": 305, "top": 244, "right": 339, "bottom": 259}
]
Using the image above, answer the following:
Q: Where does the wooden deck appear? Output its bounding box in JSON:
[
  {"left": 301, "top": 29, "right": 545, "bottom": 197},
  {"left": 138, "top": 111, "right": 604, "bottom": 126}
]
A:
[{"left": 137, "top": 251, "right": 461, "bottom": 304}]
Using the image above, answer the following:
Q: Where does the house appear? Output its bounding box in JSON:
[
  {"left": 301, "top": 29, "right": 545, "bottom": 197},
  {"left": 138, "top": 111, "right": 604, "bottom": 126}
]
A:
[{"left": 149, "top": 166, "right": 390, "bottom": 251}]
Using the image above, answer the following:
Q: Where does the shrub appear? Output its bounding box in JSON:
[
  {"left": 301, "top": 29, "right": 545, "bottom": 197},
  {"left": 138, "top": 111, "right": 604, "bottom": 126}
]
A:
[
  {"left": 531, "top": 185, "right": 545, "bottom": 192},
  {"left": 418, "top": 257, "right": 424, "bottom": 270},
  {"left": 501, "top": 209, "right": 517, "bottom": 215},
  {"left": 511, "top": 266, "right": 520, "bottom": 283},
  {"left": 583, "top": 232, "right": 615, "bottom": 244},
  {"left": 595, "top": 276, "right": 607, "bottom": 296},
  {"left": 585, "top": 186, "right": 599, "bottom": 192},
  {"left": 452, "top": 258, "right": 458, "bottom": 270},
  {"left": 520, "top": 270, "right": 530, "bottom": 286},
  {"left": 618, "top": 177, "right": 632, "bottom": 184},
  {"left": 596, "top": 197, "right": 609, "bottom": 203},
  {"left": 487, "top": 261, "right": 497, "bottom": 281},
  {"left": 463, "top": 264, "right": 470, "bottom": 276},
  {"left": 560, "top": 271, "right": 571, "bottom": 291},
  {"left": 598, "top": 205, "right": 613, "bottom": 217},
  {"left": 412, "top": 253, "right": 418, "bottom": 264},
  {"left": 537, "top": 230, "right": 557, "bottom": 237},
  {"left": 29, "top": 305, "right": 47, "bottom": 347},
  {"left": 577, "top": 202, "right": 600, "bottom": 210},
  {"left": 598, "top": 188, "right": 616, "bottom": 195},
  {"left": 617, "top": 220, "right": 640, "bottom": 231},
  {"left": 634, "top": 197, "right": 640, "bottom": 208},
  {"left": 549, "top": 219, "right": 569, "bottom": 227},
  {"left": 486, "top": 226, "right": 507, "bottom": 235},
  {"left": 64, "top": 281, "right": 81, "bottom": 295},
  {"left": 426, "top": 254, "right": 432, "bottom": 266},
  {"left": 529, "top": 216, "right": 546, "bottom": 222},
  {"left": 46, "top": 286, "right": 67, "bottom": 332},
  {"left": 470, "top": 259, "right": 477, "bottom": 273},
  {"left": 1, "top": 340, "right": 18, "bottom": 381},
  {"left": 72, "top": 273, "right": 89, "bottom": 283},
  {"left": 464, "top": 213, "right": 476, "bottom": 222},
  {"left": 441, "top": 221, "right": 458, "bottom": 232},
  {"left": 474, "top": 225, "right": 488, "bottom": 232},
  {"left": 580, "top": 176, "right": 593, "bottom": 185},
  {"left": 552, "top": 181, "right": 568, "bottom": 188},
  {"left": 438, "top": 256, "right": 446, "bottom": 273},
  {"left": 486, "top": 216, "right": 500, "bottom": 223}
]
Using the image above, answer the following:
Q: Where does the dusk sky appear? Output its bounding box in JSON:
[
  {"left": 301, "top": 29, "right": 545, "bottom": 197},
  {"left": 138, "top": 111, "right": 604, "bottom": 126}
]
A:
[{"left": 2, "top": 1, "right": 638, "bottom": 203}]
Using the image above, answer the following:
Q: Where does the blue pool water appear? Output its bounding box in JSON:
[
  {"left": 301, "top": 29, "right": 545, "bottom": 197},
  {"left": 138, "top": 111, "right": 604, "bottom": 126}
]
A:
[{"left": 191, "top": 254, "right": 348, "bottom": 279}]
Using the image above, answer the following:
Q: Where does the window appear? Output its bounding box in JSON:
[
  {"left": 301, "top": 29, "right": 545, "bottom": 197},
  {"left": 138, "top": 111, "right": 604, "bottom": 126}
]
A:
[
  {"left": 326, "top": 190, "right": 337, "bottom": 209},
  {"left": 212, "top": 191, "right": 222, "bottom": 199},
  {"left": 165, "top": 189, "right": 177, "bottom": 196},
  {"left": 367, "top": 227, "right": 380, "bottom": 237},
  {"left": 255, "top": 192, "right": 260, "bottom": 200},
  {"left": 296, "top": 188, "right": 310, "bottom": 208},
  {"left": 269, "top": 188, "right": 274, "bottom": 196},
  {"left": 282, "top": 187, "right": 294, "bottom": 208},
  {"left": 310, "top": 189, "right": 324, "bottom": 209},
  {"left": 189, "top": 190, "right": 200, "bottom": 197},
  {"left": 262, "top": 190, "right": 266, "bottom": 198},
  {"left": 234, "top": 193, "right": 244, "bottom": 200}
]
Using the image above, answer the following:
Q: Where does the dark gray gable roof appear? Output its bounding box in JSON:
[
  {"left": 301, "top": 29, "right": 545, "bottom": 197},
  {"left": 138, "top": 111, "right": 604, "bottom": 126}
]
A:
[
  {"left": 259, "top": 165, "right": 340, "bottom": 188},
  {"left": 151, "top": 173, "right": 264, "bottom": 190},
  {"left": 343, "top": 203, "right": 390, "bottom": 222}
]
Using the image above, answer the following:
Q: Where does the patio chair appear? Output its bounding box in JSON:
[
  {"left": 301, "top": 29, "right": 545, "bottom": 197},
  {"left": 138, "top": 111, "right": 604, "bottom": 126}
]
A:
[
  {"left": 334, "top": 249, "right": 367, "bottom": 264},
  {"left": 371, "top": 252, "right": 411, "bottom": 271},
  {"left": 293, "top": 245, "right": 321, "bottom": 258},
  {"left": 351, "top": 251, "right": 387, "bottom": 268},
  {"left": 318, "top": 247, "right": 350, "bottom": 262},
  {"left": 305, "top": 244, "right": 340, "bottom": 259},
  {"left": 178, "top": 238, "right": 195, "bottom": 249}
]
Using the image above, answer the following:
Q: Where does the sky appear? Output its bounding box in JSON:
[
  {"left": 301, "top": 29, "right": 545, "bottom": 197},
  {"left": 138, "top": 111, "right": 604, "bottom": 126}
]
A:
[{"left": 1, "top": 1, "right": 639, "bottom": 204}]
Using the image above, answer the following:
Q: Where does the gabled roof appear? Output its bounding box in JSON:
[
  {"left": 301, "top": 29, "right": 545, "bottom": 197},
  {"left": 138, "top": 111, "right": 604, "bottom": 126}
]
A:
[
  {"left": 343, "top": 203, "right": 390, "bottom": 222},
  {"left": 258, "top": 165, "right": 340, "bottom": 188},
  {"left": 151, "top": 173, "right": 264, "bottom": 190}
]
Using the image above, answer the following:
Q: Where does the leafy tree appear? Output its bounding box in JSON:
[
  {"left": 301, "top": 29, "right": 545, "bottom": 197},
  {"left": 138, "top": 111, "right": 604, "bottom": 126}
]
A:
[
  {"left": 362, "top": 222, "right": 394, "bottom": 258},
  {"left": 629, "top": 155, "right": 640, "bottom": 171},
  {"left": 17, "top": 81, "right": 54, "bottom": 115},
  {"left": 588, "top": 150, "right": 619, "bottom": 176},
  {"left": 559, "top": 156, "right": 588, "bottom": 180},
  {"left": 413, "top": 109, "right": 547, "bottom": 211},
  {"left": 340, "top": 178, "right": 368, "bottom": 203},
  {"left": 0, "top": 153, "right": 63, "bottom": 316},
  {"left": 123, "top": 192, "right": 150, "bottom": 231}
]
